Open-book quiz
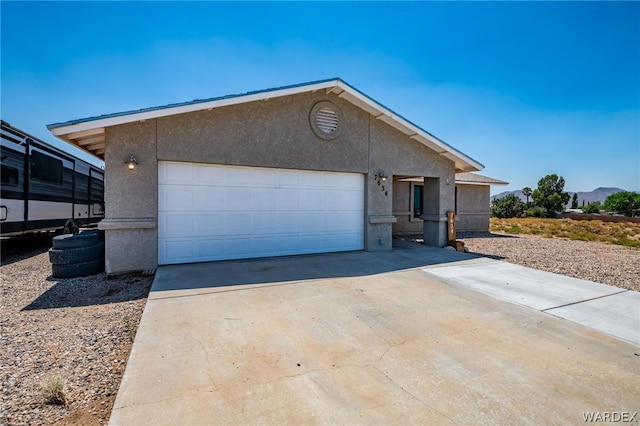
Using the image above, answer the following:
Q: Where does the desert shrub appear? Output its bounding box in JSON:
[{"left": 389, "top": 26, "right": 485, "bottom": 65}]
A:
[
  {"left": 41, "top": 374, "right": 69, "bottom": 405},
  {"left": 491, "top": 194, "right": 524, "bottom": 218},
  {"left": 581, "top": 202, "right": 602, "bottom": 214},
  {"left": 526, "top": 206, "right": 545, "bottom": 217}
]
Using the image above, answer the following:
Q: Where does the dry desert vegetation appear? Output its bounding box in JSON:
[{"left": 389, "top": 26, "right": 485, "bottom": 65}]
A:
[{"left": 1, "top": 236, "right": 152, "bottom": 425}]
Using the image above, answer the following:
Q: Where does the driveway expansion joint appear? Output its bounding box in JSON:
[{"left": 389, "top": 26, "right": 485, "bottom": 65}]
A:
[{"left": 541, "top": 290, "right": 629, "bottom": 312}]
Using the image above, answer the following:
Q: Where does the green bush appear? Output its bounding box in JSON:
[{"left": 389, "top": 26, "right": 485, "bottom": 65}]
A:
[
  {"left": 526, "top": 206, "right": 545, "bottom": 217},
  {"left": 581, "top": 202, "right": 602, "bottom": 214},
  {"left": 491, "top": 193, "right": 524, "bottom": 218}
]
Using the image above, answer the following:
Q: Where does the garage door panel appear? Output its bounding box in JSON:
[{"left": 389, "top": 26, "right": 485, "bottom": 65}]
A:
[
  {"left": 195, "top": 164, "right": 224, "bottom": 183},
  {"left": 158, "top": 161, "right": 364, "bottom": 265},
  {"left": 159, "top": 186, "right": 194, "bottom": 211},
  {"left": 277, "top": 190, "right": 300, "bottom": 210},
  {"left": 160, "top": 162, "right": 194, "bottom": 183},
  {"left": 251, "top": 188, "right": 273, "bottom": 208},
  {"left": 195, "top": 214, "right": 225, "bottom": 234},
  {"left": 224, "top": 167, "right": 252, "bottom": 185},
  {"left": 277, "top": 169, "right": 300, "bottom": 187},
  {"left": 225, "top": 213, "right": 252, "bottom": 233},
  {"left": 196, "top": 239, "right": 224, "bottom": 258},
  {"left": 194, "top": 187, "right": 224, "bottom": 209},
  {"left": 250, "top": 237, "right": 277, "bottom": 255},
  {"left": 273, "top": 212, "right": 298, "bottom": 232},
  {"left": 340, "top": 191, "right": 363, "bottom": 210},
  {"left": 225, "top": 238, "right": 253, "bottom": 256},
  {"left": 341, "top": 231, "right": 364, "bottom": 249},
  {"left": 223, "top": 189, "right": 246, "bottom": 211},
  {"left": 160, "top": 240, "right": 194, "bottom": 263},
  {"left": 252, "top": 169, "right": 279, "bottom": 186},
  {"left": 160, "top": 213, "right": 194, "bottom": 237}
]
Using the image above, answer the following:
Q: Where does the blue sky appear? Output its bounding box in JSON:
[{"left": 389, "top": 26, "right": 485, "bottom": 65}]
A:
[{"left": 2, "top": 1, "right": 639, "bottom": 193}]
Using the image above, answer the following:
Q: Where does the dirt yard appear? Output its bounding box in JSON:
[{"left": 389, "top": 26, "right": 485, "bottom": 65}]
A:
[{"left": 1, "top": 236, "right": 152, "bottom": 425}]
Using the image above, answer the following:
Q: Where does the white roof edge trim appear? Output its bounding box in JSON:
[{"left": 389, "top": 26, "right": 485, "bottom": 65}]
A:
[
  {"left": 50, "top": 78, "right": 483, "bottom": 172},
  {"left": 456, "top": 180, "right": 509, "bottom": 186},
  {"left": 398, "top": 177, "right": 508, "bottom": 186},
  {"left": 50, "top": 79, "right": 341, "bottom": 137},
  {"left": 333, "top": 81, "right": 483, "bottom": 172}
]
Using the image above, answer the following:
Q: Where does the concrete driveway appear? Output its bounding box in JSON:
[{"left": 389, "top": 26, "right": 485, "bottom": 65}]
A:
[{"left": 110, "top": 243, "right": 639, "bottom": 425}]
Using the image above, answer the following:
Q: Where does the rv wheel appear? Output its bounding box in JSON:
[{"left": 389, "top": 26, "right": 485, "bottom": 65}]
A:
[{"left": 63, "top": 219, "right": 79, "bottom": 234}]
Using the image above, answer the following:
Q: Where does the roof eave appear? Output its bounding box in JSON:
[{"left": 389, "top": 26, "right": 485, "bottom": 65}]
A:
[{"left": 48, "top": 78, "right": 484, "bottom": 171}]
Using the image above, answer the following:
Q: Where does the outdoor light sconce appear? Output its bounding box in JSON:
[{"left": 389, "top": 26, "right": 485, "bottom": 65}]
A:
[
  {"left": 125, "top": 155, "right": 139, "bottom": 170},
  {"left": 375, "top": 172, "right": 388, "bottom": 186}
]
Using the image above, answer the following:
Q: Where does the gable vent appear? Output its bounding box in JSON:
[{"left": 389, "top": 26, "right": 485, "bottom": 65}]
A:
[
  {"left": 316, "top": 107, "right": 339, "bottom": 134},
  {"left": 310, "top": 101, "right": 344, "bottom": 140}
]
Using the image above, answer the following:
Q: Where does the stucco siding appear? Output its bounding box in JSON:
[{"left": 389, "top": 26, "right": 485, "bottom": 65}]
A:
[
  {"left": 456, "top": 184, "right": 490, "bottom": 232},
  {"left": 104, "top": 121, "right": 158, "bottom": 219},
  {"left": 156, "top": 92, "right": 369, "bottom": 173},
  {"left": 100, "top": 91, "right": 457, "bottom": 273}
]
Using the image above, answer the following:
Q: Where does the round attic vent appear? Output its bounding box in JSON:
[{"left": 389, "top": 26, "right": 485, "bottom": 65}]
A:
[
  {"left": 316, "top": 108, "right": 339, "bottom": 133},
  {"left": 310, "top": 101, "right": 344, "bottom": 140}
]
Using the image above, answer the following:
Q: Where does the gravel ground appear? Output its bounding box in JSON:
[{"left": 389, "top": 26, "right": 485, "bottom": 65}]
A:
[
  {"left": 2, "top": 232, "right": 638, "bottom": 425},
  {"left": 457, "top": 232, "right": 640, "bottom": 292},
  {"left": 1, "top": 236, "right": 152, "bottom": 426}
]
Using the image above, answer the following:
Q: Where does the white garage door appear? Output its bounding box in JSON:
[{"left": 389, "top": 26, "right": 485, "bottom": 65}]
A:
[{"left": 158, "top": 161, "right": 364, "bottom": 265}]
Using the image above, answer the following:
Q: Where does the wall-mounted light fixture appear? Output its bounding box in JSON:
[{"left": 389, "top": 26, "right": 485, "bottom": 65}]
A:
[
  {"left": 125, "top": 155, "right": 139, "bottom": 170},
  {"left": 375, "top": 172, "right": 388, "bottom": 185}
]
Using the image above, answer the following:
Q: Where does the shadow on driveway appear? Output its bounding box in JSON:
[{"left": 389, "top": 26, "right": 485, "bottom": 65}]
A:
[{"left": 152, "top": 240, "right": 483, "bottom": 294}]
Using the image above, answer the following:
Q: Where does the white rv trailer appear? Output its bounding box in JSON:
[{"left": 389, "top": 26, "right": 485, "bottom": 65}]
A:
[{"left": 1, "top": 120, "right": 105, "bottom": 236}]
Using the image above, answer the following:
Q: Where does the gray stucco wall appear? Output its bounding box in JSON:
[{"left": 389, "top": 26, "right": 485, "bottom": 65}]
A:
[
  {"left": 392, "top": 182, "right": 491, "bottom": 235},
  {"left": 392, "top": 181, "right": 415, "bottom": 233},
  {"left": 100, "top": 91, "right": 456, "bottom": 274},
  {"left": 456, "top": 184, "right": 491, "bottom": 232}
]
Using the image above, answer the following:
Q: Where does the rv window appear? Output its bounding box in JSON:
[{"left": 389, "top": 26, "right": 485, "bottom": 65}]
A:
[
  {"left": 1, "top": 165, "right": 18, "bottom": 186},
  {"left": 30, "top": 151, "right": 63, "bottom": 184}
]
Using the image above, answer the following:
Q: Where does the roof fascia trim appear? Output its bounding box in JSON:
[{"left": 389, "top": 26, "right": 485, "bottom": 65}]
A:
[
  {"left": 48, "top": 77, "right": 483, "bottom": 172},
  {"left": 49, "top": 79, "right": 341, "bottom": 136},
  {"left": 334, "top": 80, "right": 483, "bottom": 172},
  {"left": 456, "top": 180, "right": 509, "bottom": 186}
]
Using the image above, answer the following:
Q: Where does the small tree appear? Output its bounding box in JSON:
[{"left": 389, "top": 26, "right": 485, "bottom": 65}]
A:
[
  {"left": 571, "top": 193, "right": 578, "bottom": 209},
  {"left": 581, "top": 201, "right": 601, "bottom": 214},
  {"left": 491, "top": 193, "right": 524, "bottom": 218},
  {"left": 522, "top": 187, "right": 532, "bottom": 204},
  {"left": 604, "top": 191, "right": 640, "bottom": 217},
  {"left": 532, "top": 174, "right": 570, "bottom": 218}
]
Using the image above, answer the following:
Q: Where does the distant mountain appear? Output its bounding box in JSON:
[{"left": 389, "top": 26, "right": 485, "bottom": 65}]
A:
[{"left": 492, "top": 187, "right": 628, "bottom": 206}]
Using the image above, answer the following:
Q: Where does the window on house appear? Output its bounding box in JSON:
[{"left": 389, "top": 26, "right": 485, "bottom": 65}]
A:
[
  {"left": 455, "top": 186, "right": 458, "bottom": 214},
  {"left": 413, "top": 185, "right": 423, "bottom": 218},
  {"left": 30, "top": 151, "right": 63, "bottom": 184},
  {"left": 1, "top": 165, "right": 18, "bottom": 186}
]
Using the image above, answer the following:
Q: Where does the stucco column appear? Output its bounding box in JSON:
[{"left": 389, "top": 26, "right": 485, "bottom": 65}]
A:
[
  {"left": 422, "top": 175, "right": 454, "bottom": 247},
  {"left": 365, "top": 171, "right": 396, "bottom": 251},
  {"left": 99, "top": 121, "right": 158, "bottom": 275}
]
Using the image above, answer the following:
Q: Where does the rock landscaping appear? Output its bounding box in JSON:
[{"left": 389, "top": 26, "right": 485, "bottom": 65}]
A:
[
  {"left": 2, "top": 231, "right": 637, "bottom": 425},
  {"left": 458, "top": 232, "right": 640, "bottom": 292},
  {"left": 1, "top": 239, "right": 152, "bottom": 426}
]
